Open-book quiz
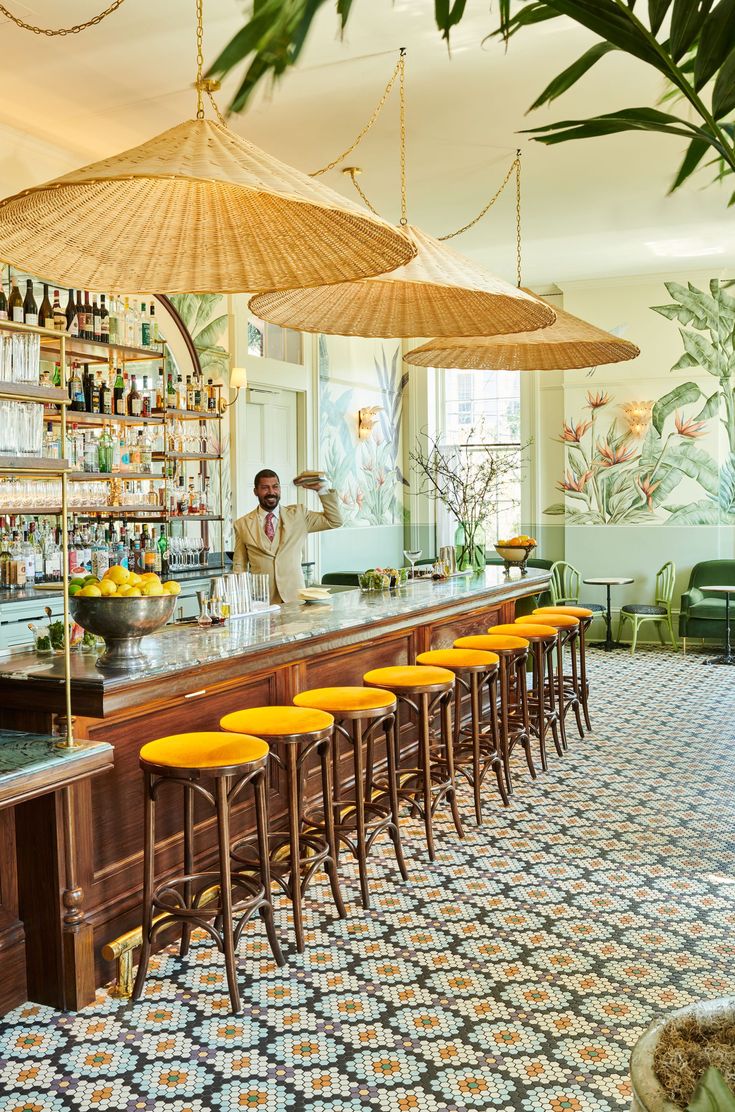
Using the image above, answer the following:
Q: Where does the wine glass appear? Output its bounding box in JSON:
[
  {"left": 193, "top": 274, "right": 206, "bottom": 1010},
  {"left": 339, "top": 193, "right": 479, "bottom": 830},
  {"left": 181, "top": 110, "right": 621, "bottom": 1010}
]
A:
[{"left": 403, "top": 548, "right": 422, "bottom": 578}]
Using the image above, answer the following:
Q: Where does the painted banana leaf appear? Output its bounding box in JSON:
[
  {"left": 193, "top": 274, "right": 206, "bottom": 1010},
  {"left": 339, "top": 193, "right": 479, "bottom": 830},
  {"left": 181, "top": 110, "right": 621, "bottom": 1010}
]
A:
[{"left": 687, "top": 1066, "right": 735, "bottom": 1112}]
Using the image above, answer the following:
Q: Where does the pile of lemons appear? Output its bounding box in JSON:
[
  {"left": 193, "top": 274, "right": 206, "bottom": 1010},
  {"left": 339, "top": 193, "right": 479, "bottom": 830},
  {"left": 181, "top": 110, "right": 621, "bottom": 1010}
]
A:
[
  {"left": 69, "top": 565, "right": 182, "bottom": 598},
  {"left": 497, "top": 534, "right": 537, "bottom": 547}
]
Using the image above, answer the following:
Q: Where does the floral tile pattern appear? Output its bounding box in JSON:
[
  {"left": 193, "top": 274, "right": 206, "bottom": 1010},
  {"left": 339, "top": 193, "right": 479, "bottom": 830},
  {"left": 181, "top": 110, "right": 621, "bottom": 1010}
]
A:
[{"left": 0, "top": 647, "right": 733, "bottom": 1110}]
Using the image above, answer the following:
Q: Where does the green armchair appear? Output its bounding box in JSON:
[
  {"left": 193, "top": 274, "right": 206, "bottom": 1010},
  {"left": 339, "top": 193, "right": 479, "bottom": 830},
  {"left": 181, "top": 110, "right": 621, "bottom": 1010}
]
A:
[{"left": 679, "top": 560, "right": 735, "bottom": 650}]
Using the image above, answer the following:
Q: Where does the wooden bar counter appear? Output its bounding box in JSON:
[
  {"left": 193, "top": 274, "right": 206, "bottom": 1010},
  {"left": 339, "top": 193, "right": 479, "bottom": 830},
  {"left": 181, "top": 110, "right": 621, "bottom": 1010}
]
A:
[{"left": 0, "top": 567, "right": 549, "bottom": 1012}]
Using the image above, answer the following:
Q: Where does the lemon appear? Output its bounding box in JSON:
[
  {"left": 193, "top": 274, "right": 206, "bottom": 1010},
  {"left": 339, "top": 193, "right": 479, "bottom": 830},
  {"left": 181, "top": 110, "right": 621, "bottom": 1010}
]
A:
[
  {"left": 105, "top": 565, "right": 130, "bottom": 587},
  {"left": 142, "top": 581, "right": 165, "bottom": 596},
  {"left": 140, "top": 572, "right": 161, "bottom": 583},
  {"left": 98, "top": 579, "right": 117, "bottom": 596},
  {"left": 77, "top": 585, "right": 102, "bottom": 597},
  {"left": 128, "top": 572, "right": 143, "bottom": 587},
  {"left": 162, "top": 580, "right": 181, "bottom": 595}
]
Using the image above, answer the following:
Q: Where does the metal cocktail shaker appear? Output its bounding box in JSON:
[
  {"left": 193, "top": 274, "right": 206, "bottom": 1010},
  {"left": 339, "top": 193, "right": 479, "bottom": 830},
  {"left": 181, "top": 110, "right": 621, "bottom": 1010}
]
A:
[{"left": 438, "top": 545, "right": 457, "bottom": 575}]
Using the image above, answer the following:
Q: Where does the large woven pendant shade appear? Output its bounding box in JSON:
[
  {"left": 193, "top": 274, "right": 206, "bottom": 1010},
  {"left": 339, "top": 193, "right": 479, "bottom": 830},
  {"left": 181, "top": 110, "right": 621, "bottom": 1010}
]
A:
[
  {"left": 404, "top": 297, "right": 640, "bottom": 370},
  {"left": 0, "top": 118, "right": 416, "bottom": 295},
  {"left": 249, "top": 225, "right": 555, "bottom": 338}
]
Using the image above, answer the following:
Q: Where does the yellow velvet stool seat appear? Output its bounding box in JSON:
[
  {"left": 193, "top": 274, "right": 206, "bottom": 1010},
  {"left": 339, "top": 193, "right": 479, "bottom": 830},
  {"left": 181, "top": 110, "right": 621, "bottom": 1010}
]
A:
[
  {"left": 489, "top": 623, "right": 557, "bottom": 640},
  {"left": 133, "top": 730, "right": 284, "bottom": 1015},
  {"left": 516, "top": 614, "right": 580, "bottom": 750},
  {"left": 535, "top": 605, "right": 594, "bottom": 619},
  {"left": 417, "top": 647, "right": 505, "bottom": 822},
  {"left": 416, "top": 648, "right": 499, "bottom": 669},
  {"left": 363, "top": 665, "right": 455, "bottom": 689},
  {"left": 220, "top": 706, "right": 334, "bottom": 737},
  {"left": 363, "top": 663, "right": 462, "bottom": 859},
  {"left": 140, "top": 732, "right": 269, "bottom": 771},
  {"left": 455, "top": 633, "right": 529, "bottom": 652},
  {"left": 517, "top": 613, "right": 578, "bottom": 630},
  {"left": 220, "top": 704, "right": 344, "bottom": 953},
  {"left": 293, "top": 687, "right": 396, "bottom": 715},
  {"left": 293, "top": 685, "right": 406, "bottom": 909}
]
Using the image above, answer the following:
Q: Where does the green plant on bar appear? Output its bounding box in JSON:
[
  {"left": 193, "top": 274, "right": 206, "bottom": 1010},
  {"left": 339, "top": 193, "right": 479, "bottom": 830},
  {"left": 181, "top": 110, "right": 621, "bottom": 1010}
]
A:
[
  {"left": 687, "top": 1066, "right": 735, "bottom": 1111},
  {"left": 209, "top": 1, "right": 735, "bottom": 199}
]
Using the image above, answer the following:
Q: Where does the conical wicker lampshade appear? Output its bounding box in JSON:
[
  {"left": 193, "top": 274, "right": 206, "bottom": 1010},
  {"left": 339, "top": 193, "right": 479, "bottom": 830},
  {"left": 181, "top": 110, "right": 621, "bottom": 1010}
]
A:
[
  {"left": 0, "top": 118, "right": 416, "bottom": 294},
  {"left": 249, "top": 225, "right": 555, "bottom": 338},
  {"left": 404, "top": 298, "right": 640, "bottom": 370}
]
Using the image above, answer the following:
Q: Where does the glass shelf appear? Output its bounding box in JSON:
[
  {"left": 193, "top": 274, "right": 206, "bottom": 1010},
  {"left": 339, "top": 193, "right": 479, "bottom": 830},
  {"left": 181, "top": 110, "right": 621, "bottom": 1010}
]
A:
[
  {"left": 154, "top": 407, "right": 222, "bottom": 421},
  {"left": 50, "top": 411, "right": 162, "bottom": 426},
  {"left": 0, "top": 382, "right": 69, "bottom": 406},
  {"left": 67, "top": 471, "right": 164, "bottom": 481},
  {"left": 40, "top": 336, "right": 165, "bottom": 365},
  {"left": 0, "top": 456, "right": 69, "bottom": 473}
]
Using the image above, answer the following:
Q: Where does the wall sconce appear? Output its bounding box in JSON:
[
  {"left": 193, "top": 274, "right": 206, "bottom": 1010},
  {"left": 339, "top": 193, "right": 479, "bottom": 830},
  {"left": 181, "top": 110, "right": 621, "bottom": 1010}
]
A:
[
  {"left": 222, "top": 366, "right": 248, "bottom": 409},
  {"left": 620, "top": 400, "right": 654, "bottom": 438},
  {"left": 358, "top": 405, "right": 383, "bottom": 439}
]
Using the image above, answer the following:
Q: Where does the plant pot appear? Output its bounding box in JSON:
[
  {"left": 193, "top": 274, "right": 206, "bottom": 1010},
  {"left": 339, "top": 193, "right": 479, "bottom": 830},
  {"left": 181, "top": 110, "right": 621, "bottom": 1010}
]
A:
[{"left": 630, "top": 996, "right": 735, "bottom": 1111}]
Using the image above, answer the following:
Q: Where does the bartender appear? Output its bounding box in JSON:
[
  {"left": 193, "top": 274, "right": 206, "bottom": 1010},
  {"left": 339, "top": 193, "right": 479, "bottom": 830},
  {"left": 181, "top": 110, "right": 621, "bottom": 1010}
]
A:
[{"left": 232, "top": 468, "right": 343, "bottom": 603}]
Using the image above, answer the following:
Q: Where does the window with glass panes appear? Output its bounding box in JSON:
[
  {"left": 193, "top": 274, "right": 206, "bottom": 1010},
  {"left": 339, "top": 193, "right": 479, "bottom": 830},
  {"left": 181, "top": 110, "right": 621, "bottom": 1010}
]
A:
[{"left": 438, "top": 369, "right": 522, "bottom": 546}]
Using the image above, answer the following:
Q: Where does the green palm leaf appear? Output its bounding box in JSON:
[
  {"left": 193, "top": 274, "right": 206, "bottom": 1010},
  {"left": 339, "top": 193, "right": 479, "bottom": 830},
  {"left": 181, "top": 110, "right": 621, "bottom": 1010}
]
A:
[{"left": 528, "top": 43, "right": 618, "bottom": 110}]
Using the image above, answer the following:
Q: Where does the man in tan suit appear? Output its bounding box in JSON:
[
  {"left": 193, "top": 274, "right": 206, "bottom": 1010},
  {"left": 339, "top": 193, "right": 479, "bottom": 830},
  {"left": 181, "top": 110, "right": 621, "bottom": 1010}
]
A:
[{"left": 232, "top": 469, "right": 343, "bottom": 603}]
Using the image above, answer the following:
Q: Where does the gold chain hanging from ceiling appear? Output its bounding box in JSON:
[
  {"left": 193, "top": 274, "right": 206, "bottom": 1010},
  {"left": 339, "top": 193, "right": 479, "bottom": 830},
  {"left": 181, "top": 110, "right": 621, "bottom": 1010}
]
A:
[
  {"left": 438, "top": 151, "right": 520, "bottom": 242},
  {"left": 0, "top": 0, "right": 126, "bottom": 36}
]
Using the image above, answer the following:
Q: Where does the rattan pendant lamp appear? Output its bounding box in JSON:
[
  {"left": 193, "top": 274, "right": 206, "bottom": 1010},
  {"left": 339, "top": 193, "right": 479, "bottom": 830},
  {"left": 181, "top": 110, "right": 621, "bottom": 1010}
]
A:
[
  {"left": 404, "top": 158, "right": 640, "bottom": 370},
  {"left": 249, "top": 56, "right": 555, "bottom": 338},
  {"left": 0, "top": 2, "right": 415, "bottom": 295}
]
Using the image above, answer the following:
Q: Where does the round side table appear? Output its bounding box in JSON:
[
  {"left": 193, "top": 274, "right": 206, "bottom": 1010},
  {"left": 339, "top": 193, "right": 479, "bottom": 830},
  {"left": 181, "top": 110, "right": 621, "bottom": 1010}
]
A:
[
  {"left": 701, "top": 586, "right": 735, "bottom": 666},
  {"left": 583, "top": 577, "right": 634, "bottom": 652}
]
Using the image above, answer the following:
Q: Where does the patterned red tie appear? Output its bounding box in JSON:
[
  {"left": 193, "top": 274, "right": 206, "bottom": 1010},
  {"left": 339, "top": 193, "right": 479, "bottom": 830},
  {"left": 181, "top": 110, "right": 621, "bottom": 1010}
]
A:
[{"left": 265, "top": 512, "right": 275, "bottom": 542}]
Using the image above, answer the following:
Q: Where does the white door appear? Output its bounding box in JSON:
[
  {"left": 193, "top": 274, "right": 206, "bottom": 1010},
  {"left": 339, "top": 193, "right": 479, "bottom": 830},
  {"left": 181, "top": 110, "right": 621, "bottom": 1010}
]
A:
[{"left": 240, "top": 386, "right": 299, "bottom": 515}]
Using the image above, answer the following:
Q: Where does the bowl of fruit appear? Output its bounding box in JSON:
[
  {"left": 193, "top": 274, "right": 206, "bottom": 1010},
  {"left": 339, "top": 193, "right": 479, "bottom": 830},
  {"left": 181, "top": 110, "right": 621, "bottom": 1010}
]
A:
[
  {"left": 494, "top": 535, "right": 538, "bottom": 576},
  {"left": 68, "top": 566, "right": 182, "bottom": 672}
]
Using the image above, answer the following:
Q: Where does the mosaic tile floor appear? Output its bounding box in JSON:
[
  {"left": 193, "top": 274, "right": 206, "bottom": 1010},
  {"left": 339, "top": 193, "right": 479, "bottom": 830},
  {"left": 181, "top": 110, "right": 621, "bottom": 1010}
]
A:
[{"left": 2, "top": 647, "right": 734, "bottom": 1112}]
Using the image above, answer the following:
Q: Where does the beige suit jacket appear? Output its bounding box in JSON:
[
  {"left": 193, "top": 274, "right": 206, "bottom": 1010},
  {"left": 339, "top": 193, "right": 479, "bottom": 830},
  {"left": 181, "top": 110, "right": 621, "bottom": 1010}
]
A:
[{"left": 232, "top": 489, "right": 343, "bottom": 603}]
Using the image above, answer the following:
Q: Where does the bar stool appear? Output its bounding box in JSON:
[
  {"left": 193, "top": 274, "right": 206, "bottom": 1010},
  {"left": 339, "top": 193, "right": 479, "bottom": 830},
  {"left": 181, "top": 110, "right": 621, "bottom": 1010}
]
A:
[
  {"left": 491, "top": 622, "right": 562, "bottom": 772},
  {"left": 454, "top": 634, "right": 532, "bottom": 798},
  {"left": 292, "top": 686, "right": 408, "bottom": 909},
  {"left": 219, "top": 706, "right": 346, "bottom": 953},
  {"left": 518, "top": 612, "right": 582, "bottom": 748},
  {"left": 362, "top": 665, "right": 462, "bottom": 861},
  {"left": 415, "top": 647, "right": 506, "bottom": 823},
  {"left": 132, "top": 731, "right": 285, "bottom": 1015},
  {"left": 534, "top": 605, "right": 594, "bottom": 733}
]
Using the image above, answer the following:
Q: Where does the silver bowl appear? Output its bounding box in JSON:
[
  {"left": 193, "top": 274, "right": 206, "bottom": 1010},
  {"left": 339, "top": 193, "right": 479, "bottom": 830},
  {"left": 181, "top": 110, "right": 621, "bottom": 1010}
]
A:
[
  {"left": 494, "top": 543, "right": 537, "bottom": 577},
  {"left": 70, "top": 594, "right": 176, "bottom": 672}
]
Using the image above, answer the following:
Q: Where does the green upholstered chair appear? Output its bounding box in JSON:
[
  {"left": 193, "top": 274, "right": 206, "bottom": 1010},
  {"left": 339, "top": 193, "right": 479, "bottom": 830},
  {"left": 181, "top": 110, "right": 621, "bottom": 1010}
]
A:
[
  {"left": 321, "top": 571, "right": 360, "bottom": 587},
  {"left": 679, "top": 560, "right": 735, "bottom": 652},
  {"left": 549, "top": 560, "right": 604, "bottom": 615},
  {"left": 617, "top": 561, "right": 677, "bottom": 654}
]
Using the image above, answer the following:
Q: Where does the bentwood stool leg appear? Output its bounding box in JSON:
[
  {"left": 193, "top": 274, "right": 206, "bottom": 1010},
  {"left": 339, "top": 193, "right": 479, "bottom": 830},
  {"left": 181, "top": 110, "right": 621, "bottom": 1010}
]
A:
[
  {"left": 180, "top": 783, "right": 194, "bottom": 959},
  {"left": 418, "top": 693, "right": 436, "bottom": 860},
  {"left": 385, "top": 715, "right": 409, "bottom": 880},
  {"left": 469, "top": 674, "right": 482, "bottom": 823},
  {"left": 319, "top": 735, "right": 347, "bottom": 920},
  {"left": 215, "top": 777, "right": 240, "bottom": 1014},
  {"left": 252, "top": 770, "right": 284, "bottom": 965},
  {"left": 132, "top": 771, "right": 156, "bottom": 1002},
  {"left": 568, "top": 631, "right": 585, "bottom": 739},
  {"left": 441, "top": 691, "right": 465, "bottom": 840},
  {"left": 285, "top": 742, "right": 306, "bottom": 952},
  {"left": 533, "top": 607, "right": 594, "bottom": 735},
  {"left": 487, "top": 671, "right": 509, "bottom": 807}
]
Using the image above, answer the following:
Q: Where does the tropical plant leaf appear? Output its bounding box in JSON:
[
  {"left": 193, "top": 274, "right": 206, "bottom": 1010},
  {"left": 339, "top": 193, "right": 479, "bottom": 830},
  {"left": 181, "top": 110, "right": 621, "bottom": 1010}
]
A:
[
  {"left": 669, "top": 137, "right": 709, "bottom": 191},
  {"left": 528, "top": 42, "right": 617, "bottom": 110},
  {"left": 679, "top": 327, "right": 720, "bottom": 374},
  {"left": 694, "top": 0, "right": 735, "bottom": 90},
  {"left": 531, "top": 1, "right": 663, "bottom": 70},
  {"left": 665, "top": 280, "right": 718, "bottom": 328},
  {"left": 435, "top": 0, "right": 468, "bottom": 40},
  {"left": 543, "top": 502, "right": 566, "bottom": 515},
  {"left": 668, "top": 440, "right": 721, "bottom": 496},
  {"left": 651, "top": 301, "right": 701, "bottom": 326},
  {"left": 695, "top": 390, "right": 721, "bottom": 422},
  {"left": 648, "top": 464, "right": 686, "bottom": 506},
  {"left": 523, "top": 106, "right": 707, "bottom": 146},
  {"left": 648, "top": 0, "right": 674, "bottom": 35},
  {"left": 498, "top": 1, "right": 561, "bottom": 40},
  {"left": 665, "top": 499, "right": 722, "bottom": 524},
  {"left": 713, "top": 45, "right": 735, "bottom": 119},
  {"left": 687, "top": 1066, "right": 735, "bottom": 1112},
  {"left": 652, "top": 382, "right": 702, "bottom": 433},
  {"left": 191, "top": 294, "right": 225, "bottom": 337},
  {"left": 194, "top": 315, "right": 229, "bottom": 354},
  {"left": 670, "top": 0, "right": 715, "bottom": 63}
]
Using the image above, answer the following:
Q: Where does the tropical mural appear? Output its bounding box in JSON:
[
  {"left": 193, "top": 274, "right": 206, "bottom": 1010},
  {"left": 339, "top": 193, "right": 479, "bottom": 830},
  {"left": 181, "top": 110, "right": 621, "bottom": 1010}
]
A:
[
  {"left": 167, "top": 294, "right": 232, "bottom": 542},
  {"left": 545, "top": 280, "right": 735, "bottom": 526},
  {"left": 318, "top": 336, "right": 406, "bottom": 527}
]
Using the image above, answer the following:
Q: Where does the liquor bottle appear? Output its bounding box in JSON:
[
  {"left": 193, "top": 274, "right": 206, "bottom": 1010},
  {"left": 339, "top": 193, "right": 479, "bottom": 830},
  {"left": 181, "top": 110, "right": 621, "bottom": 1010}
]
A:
[
  {"left": 51, "top": 290, "right": 65, "bottom": 332},
  {"left": 52, "top": 362, "right": 61, "bottom": 388},
  {"left": 100, "top": 294, "right": 109, "bottom": 343},
  {"left": 155, "top": 370, "right": 165, "bottom": 410},
  {"left": 90, "top": 371, "right": 101, "bottom": 415},
  {"left": 166, "top": 372, "right": 176, "bottom": 409},
  {"left": 150, "top": 303, "right": 159, "bottom": 343},
  {"left": 157, "top": 528, "right": 168, "bottom": 574},
  {"left": 113, "top": 363, "right": 126, "bottom": 416},
  {"left": 100, "top": 371, "right": 112, "bottom": 415},
  {"left": 82, "top": 365, "right": 93, "bottom": 412},
  {"left": 76, "top": 290, "right": 86, "bottom": 339},
  {"left": 133, "top": 302, "right": 142, "bottom": 347},
  {"left": 66, "top": 289, "right": 78, "bottom": 335},
  {"left": 107, "top": 294, "right": 119, "bottom": 344},
  {"left": 207, "top": 378, "right": 217, "bottom": 413},
  {"left": 92, "top": 295, "right": 101, "bottom": 342},
  {"left": 23, "top": 279, "right": 38, "bottom": 326},
  {"left": 122, "top": 298, "right": 133, "bottom": 346},
  {"left": 70, "top": 364, "right": 85, "bottom": 412},
  {"left": 43, "top": 532, "right": 62, "bottom": 583},
  {"left": 83, "top": 292, "right": 92, "bottom": 340},
  {"left": 83, "top": 431, "right": 98, "bottom": 473},
  {"left": 43, "top": 421, "right": 59, "bottom": 458},
  {"left": 128, "top": 374, "right": 142, "bottom": 417},
  {"left": 129, "top": 432, "right": 142, "bottom": 469},
  {"left": 0, "top": 283, "right": 8, "bottom": 321},
  {"left": 185, "top": 375, "right": 195, "bottom": 411},
  {"left": 91, "top": 530, "right": 110, "bottom": 580},
  {"left": 97, "top": 426, "right": 113, "bottom": 474},
  {"left": 176, "top": 375, "right": 185, "bottom": 410},
  {"left": 38, "top": 284, "right": 52, "bottom": 329},
  {"left": 140, "top": 302, "right": 150, "bottom": 347},
  {"left": 140, "top": 429, "right": 152, "bottom": 473},
  {"left": 8, "top": 279, "right": 23, "bottom": 323},
  {"left": 193, "top": 375, "right": 202, "bottom": 412},
  {"left": 141, "top": 375, "right": 151, "bottom": 417}
]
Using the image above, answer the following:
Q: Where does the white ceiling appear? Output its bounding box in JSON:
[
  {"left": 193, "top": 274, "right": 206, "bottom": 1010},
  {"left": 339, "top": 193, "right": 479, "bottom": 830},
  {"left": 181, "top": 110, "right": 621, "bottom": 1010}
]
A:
[{"left": 0, "top": 0, "right": 733, "bottom": 286}]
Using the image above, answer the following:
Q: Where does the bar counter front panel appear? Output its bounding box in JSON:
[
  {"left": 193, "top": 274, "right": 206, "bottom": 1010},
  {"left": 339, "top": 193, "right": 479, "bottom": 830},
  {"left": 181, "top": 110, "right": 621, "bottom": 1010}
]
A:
[{"left": 0, "top": 567, "right": 549, "bottom": 1011}]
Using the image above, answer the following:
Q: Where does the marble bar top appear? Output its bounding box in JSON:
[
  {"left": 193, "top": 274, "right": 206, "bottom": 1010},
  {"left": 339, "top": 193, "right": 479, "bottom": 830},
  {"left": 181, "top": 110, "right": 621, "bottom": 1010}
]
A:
[
  {"left": 0, "top": 567, "right": 550, "bottom": 712},
  {"left": 0, "top": 730, "right": 113, "bottom": 808}
]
